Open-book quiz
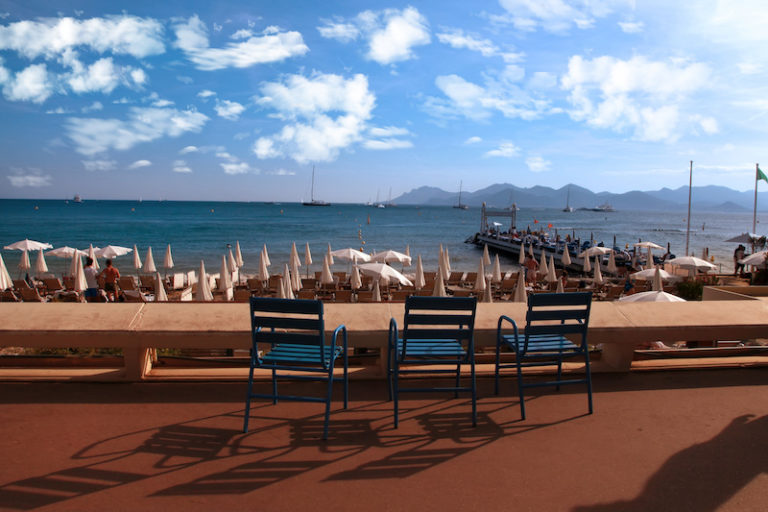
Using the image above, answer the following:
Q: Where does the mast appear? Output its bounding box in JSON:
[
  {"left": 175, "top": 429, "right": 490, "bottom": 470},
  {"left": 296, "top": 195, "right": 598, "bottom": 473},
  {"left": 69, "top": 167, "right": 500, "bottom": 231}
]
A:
[
  {"left": 458, "top": 181, "right": 462, "bottom": 205},
  {"left": 685, "top": 160, "right": 693, "bottom": 256},
  {"left": 753, "top": 163, "right": 759, "bottom": 235},
  {"left": 310, "top": 165, "right": 315, "bottom": 202}
]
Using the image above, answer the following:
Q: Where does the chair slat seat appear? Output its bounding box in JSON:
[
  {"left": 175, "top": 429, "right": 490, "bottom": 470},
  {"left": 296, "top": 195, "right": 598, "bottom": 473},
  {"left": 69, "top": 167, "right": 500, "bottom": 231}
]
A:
[
  {"left": 395, "top": 340, "right": 466, "bottom": 358},
  {"left": 262, "top": 343, "right": 343, "bottom": 365},
  {"left": 499, "top": 333, "right": 579, "bottom": 353}
]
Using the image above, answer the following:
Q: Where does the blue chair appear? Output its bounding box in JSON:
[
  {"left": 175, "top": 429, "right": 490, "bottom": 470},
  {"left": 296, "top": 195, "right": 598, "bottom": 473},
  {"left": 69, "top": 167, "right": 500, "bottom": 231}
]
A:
[
  {"left": 495, "top": 292, "right": 593, "bottom": 419},
  {"left": 388, "top": 296, "right": 478, "bottom": 428},
  {"left": 243, "top": 297, "right": 348, "bottom": 440}
]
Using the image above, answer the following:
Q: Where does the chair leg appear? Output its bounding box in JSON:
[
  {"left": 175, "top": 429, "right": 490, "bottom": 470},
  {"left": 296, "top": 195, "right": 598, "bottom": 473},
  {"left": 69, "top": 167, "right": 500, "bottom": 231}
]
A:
[
  {"left": 343, "top": 350, "right": 349, "bottom": 410},
  {"left": 323, "top": 366, "right": 334, "bottom": 440},
  {"left": 556, "top": 355, "right": 563, "bottom": 391},
  {"left": 454, "top": 362, "right": 460, "bottom": 398},
  {"left": 470, "top": 356, "right": 477, "bottom": 427},
  {"left": 584, "top": 350, "right": 594, "bottom": 414},
  {"left": 515, "top": 350, "right": 526, "bottom": 420},
  {"left": 494, "top": 339, "right": 501, "bottom": 395},
  {"left": 271, "top": 368, "right": 278, "bottom": 405},
  {"left": 243, "top": 361, "right": 256, "bottom": 433},
  {"left": 386, "top": 342, "right": 393, "bottom": 402},
  {"left": 393, "top": 358, "right": 400, "bottom": 428}
]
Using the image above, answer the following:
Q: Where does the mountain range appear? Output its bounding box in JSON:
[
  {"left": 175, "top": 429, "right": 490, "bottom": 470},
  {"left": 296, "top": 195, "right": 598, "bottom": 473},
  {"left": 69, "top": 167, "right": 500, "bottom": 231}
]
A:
[{"left": 393, "top": 183, "right": 767, "bottom": 212}]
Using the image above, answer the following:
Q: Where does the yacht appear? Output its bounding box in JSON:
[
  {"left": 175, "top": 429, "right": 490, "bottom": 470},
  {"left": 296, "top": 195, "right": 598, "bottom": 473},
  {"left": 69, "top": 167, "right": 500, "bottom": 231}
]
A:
[
  {"left": 453, "top": 181, "right": 469, "bottom": 210},
  {"left": 302, "top": 166, "right": 331, "bottom": 207}
]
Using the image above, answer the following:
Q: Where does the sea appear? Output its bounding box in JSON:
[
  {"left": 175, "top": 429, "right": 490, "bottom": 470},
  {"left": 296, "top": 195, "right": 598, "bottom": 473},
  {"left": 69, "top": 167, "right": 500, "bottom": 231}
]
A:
[{"left": 0, "top": 199, "right": 760, "bottom": 277}]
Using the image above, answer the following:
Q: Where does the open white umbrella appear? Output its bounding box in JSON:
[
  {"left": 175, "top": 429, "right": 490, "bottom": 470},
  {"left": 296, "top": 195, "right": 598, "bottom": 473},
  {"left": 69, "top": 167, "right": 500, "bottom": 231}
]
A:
[
  {"left": 154, "top": 272, "right": 168, "bottom": 302},
  {"left": 326, "top": 242, "right": 334, "bottom": 265},
  {"left": 634, "top": 241, "right": 664, "bottom": 250},
  {"left": 547, "top": 255, "right": 557, "bottom": 283},
  {"left": 262, "top": 244, "right": 271, "bottom": 267},
  {"left": 371, "top": 280, "right": 382, "bottom": 302},
  {"left": 432, "top": 270, "right": 446, "bottom": 297},
  {"left": 518, "top": 243, "right": 526, "bottom": 264},
  {"left": 218, "top": 254, "right": 232, "bottom": 292},
  {"left": 258, "top": 251, "right": 270, "bottom": 281},
  {"left": 320, "top": 255, "right": 334, "bottom": 285},
  {"left": 593, "top": 256, "right": 604, "bottom": 285},
  {"left": 330, "top": 248, "right": 371, "bottom": 263},
  {"left": 356, "top": 262, "right": 413, "bottom": 287},
  {"left": 370, "top": 250, "right": 412, "bottom": 265},
  {"left": 414, "top": 255, "right": 426, "bottom": 290},
  {"left": 651, "top": 267, "right": 663, "bottom": 291},
  {"left": 235, "top": 241, "right": 244, "bottom": 268},
  {"left": 606, "top": 251, "right": 618, "bottom": 274},
  {"left": 0, "top": 254, "right": 13, "bottom": 290},
  {"left": 96, "top": 245, "right": 132, "bottom": 259},
  {"left": 143, "top": 247, "right": 157, "bottom": 273},
  {"left": 667, "top": 256, "right": 716, "bottom": 272},
  {"left": 631, "top": 268, "right": 674, "bottom": 281},
  {"left": 18, "top": 250, "right": 30, "bottom": 273},
  {"left": 304, "top": 242, "right": 313, "bottom": 277},
  {"left": 578, "top": 246, "right": 612, "bottom": 258},
  {"left": 4, "top": 239, "right": 52, "bottom": 251},
  {"left": 164, "top": 244, "right": 174, "bottom": 271},
  {"left": 739, "top": 251, "right": 768, "bottom": 267},
  {"left": 133, "top": 244, "right": 142, "bottom": 273},
  {"left": 513, "top": 269, "right": 527, "bottom": 303},
  {"left": 195, "top": 261, "right": 213, "bottom": 301},
  {"left": 619, "top": 291, "right": 685, "bottom": 302},
  {"left": 561, "top": 247, "right": 572, "bottom": 267},
  {"left": 403, "top": 245, "right": 411, "bottom": 267},
  {"left": 350, "top": 265, "right": 362, "bottom": 290},
  {"left": 35, "top": 248, "right": 48, "bottom": 278},
  {"left": 46, "top": 246, "right": 87, "bottom": 258},
  {"left": 483, "top": 244, "right": 491, "bottom": 266},
  {"left": 492, "top": 254, "right": 503, "bottom": 283},
  {"left": 474, "top": 258, "right": 486, "bottom": 292},
  {"left": 88, "top": 245, "right": 100, "bottom": 271}
]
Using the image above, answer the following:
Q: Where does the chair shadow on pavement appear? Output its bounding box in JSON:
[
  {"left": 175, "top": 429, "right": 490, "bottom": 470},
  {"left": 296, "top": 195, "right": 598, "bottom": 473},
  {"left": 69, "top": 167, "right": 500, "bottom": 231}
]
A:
[{"left": 571, "top": 414, "right": 768, "bottom": 512}]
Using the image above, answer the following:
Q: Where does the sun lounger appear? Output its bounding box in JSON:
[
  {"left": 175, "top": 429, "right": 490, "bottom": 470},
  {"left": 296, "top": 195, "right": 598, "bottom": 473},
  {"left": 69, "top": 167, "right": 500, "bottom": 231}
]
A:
[
  {"left": 19, "top": 287, "right": 46, "bottom": 302},
  {"left": 0, "top": 290, "right": 20, "bottom": 302},
  {"left": 118, "top": 276, "right": 138, "bottom": 291},
  {"left": 122, "top": 290, "right": 147, "bottom": 302}
]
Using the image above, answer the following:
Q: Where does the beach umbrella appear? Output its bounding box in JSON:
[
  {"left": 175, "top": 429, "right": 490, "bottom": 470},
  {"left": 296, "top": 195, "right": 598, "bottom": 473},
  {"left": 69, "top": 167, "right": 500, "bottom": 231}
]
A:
[
  {"left": 154, "top": 272, "right": 168, "bottom": 302},
  {"left": 474, "top": 258, "right": 486, "bottom": 292},
  {"left": 0, "top": 254, "right": 12, "bottom": 290},
  {"left": 143, "top": 247, "right": 157, "bottom": 274},
  {"left": 35, "top": 248, "right": 48, "bottom": 278},
  {"left": 606, "top": 251, "right": 618, "bottom": 274},
  {"left": 414, "top": 255, "right": 426, "bottom": 290},
  {"left": 739, "top": 251, "right": 768, "bottom": 267},
  {"left": 304, "top": 242, "right": 313, "bottom": 277},
  {"left": 556, "top": 276, "right": 564, "bottom": 293},
  {"left": 492, "top": 254, "right": 503, "bottom": 283},
  {"left": 538, "top": 252, "right": 548, "bottom": 278},
  {"left": 73, "top": 255, "right": 87, "bottom": 292},
  {"left": 578, "top": 246, "right": 612, "bottom": 258},
  {"left": 371, "top": 280, "right": 382, "bottom": 302},
  {"left": 583, "top": 252, "right": 592, "bottom": 273},
  {"left": 290, "top": 242, "right": 301, "bottom": 268},
  {"left": 46, "top": 246, "right": 86, "bottom": 258},
  {"left": 403, "top": 245, "right": 411, "bottom": 267},
  {"left": 482, "top": 276, "right": 493, "bottom": 303},
  {"left": 651, "top": 267, "right": 663, "bottom": 291},
  {"left": 218, "top": 254, "right": 232, "bottom": 292},
  {"left": 195, "top": 261, "right": 213, "bottom": 301},
  {"left": 290, "top": 254, "right": 301, "bottom": 291},
  {"left": 350, "top": 265, "right": 362, "bottom": 290},
  {"left": 528, "top": 243, "right": 534, "bottom": 257},
  {"left": 87, "top": 245, "right": 100, "bottom": 271},
  {"left": 163, "top": 244, "right": 174, "bottom": 272},
  {"left": 547, "top": 255, "right": 557, "bottom": 283},
  {"left": 513, "top": 269, "right": 527, "bottom": 303},
  {"left": 17, "top": 250, "right": 31, "bottom": 274},
  {"left": 634, "top": 241, "right": 664, "bottom": 250},
  {"left": 725, "top": 233, "right": 760, "bottom": 243},
  {"left": 283, "top": 264, "right": 295, "bottom": 299},
  {"left": 444, "top": 246, "right": 452, "bottom": 273},
  {"left": 561, "top": 247, "right": 572, "bottom": 267},
  {"left": 227, "top": 248, "right": 237, "bottom": 274},
  {"left": 96, "top": 245, "right": 132, "bottom": 259},
  {"left": 619, "top": 291, "right": 685, "bottom": 303},
  {"left": 593, "top": 256, "right": 604, "bottom": 285},
  {"left": 432, "top": 270, "right": 446, "bottom": 297},
  {"left": 235, "top": 241, "right": 244, "bottom": 268},
  {"left": 262, "top": 244, "right": 271, "bottom": 267},
  {"left": 440, "top": 246, "right": 450, "bottom": 280},
  {"left": 356, "top": 262, "right": 413, "bottom": 287},
  {"left": 330, "top": 248, "right": 371, "bottom": 263},
  {"left": 483, "top": 244, "right": 491, "bottom": 266},
  {"left": 631, "top": 268, "right": 675, "bottom": 281},
  {"left": 667, "top": 256, "right": 716, "bottom": 273},
  {"left": 69, "top": 252, "right": 79, "bottom": 277},
  {"left": 320, "top": 256, "right": 334, "bottom": 285},
  {"left": 326, "top": 242, "right": 334, "bottom": 265},
  {"left": 276, "top": 277, "right": 286, "bottom": 299},
  {"left": 4, "top": 239, "right": 52, "bottom": 251},
  {"left": 258, "top": 251, "right": 270, "bottom": 281},
  {"left": 518, "top": 243, "right": 526, "bottom": 264},
  {"left": 133, "top": 244, "right": 142, "bottom": 273},
  {"left": 370, "top": 250, "right": 412, "bottom": 266}
]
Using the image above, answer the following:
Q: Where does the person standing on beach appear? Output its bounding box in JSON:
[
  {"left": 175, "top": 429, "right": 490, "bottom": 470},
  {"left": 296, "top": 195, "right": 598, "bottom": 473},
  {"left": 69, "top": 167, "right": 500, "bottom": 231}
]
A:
[
  {"left": 734, "top": 245, "right": 746, "bottom": 277},
  {"left": 100, "top": 259, "right": 120, "bottom": 301},
  {"left": 523, "top": 254, "right": 538, "bottom": 285},
  {"left": 83, "top": 257, "right": 100, "bottom": 302}
]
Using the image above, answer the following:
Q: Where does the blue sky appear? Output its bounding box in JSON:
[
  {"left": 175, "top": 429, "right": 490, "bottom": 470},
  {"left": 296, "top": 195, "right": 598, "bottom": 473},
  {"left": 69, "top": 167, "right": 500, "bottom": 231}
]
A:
[{"left": 1, "top": 1, "right": 767, "bottom": 202}]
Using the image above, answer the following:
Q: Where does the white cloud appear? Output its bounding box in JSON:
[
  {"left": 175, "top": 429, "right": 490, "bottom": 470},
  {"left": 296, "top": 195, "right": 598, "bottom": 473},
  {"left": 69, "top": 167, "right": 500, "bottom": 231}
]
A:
[
  {"left": 7, "top": 171, "right": 52, "bottom": 187},
  {"left": 362, "top": 139, "right": 413, "bottom": 150},
  {"left": 128, "top": 159, "right": 151, "bottom": 169},
  {"left": 435, "top": 28, "right": 522, "bottom": 62},
  {"left": 179, "top": 145, "right": 199, "bottom": 154},
  {"left": 197, "top": 89, "right": 216, "bottom": 98},
  {"left": 176, "top": 75, "right": 193, "bottom": 84},
  {"left": 66, "top": 57, "right": 120, "bottom": 94},
  {"left": 220, "top": 162, "right": 253, "bottom": 174},
  {"left": 173, "top": 160, "right": 192, "bottom": 173},
  {"left": 82, "top": 101, "right": 103, "bottom": 113},
  {"left": 231, "top": 29, "right": 254, "bottom": 40},
  {"left": 618, "top": 21, "right": 644, "bottom": 33},
  {"left": 561, "top": 55, "right": 713, "bottom": 142},
  {"left": 151, "top": 98, "right": 174, "bottom": 107},
  {"left": 215, "top": 99, "right": 245, "bottom": 120},
  {"left": 252, "top": 72, "right": 376, "bottom": 163},
  {"left": 494, "top": 0, "right": 627, "bottom": 33},
  {"left": 485, "top": 142, "right": 520, "bottom": 158},
  {"left": 464, "top": 136, "right": 482, "bottom": 144},
  {"left": 45, "top": 106, "right": 72, "bottom": 114},
  {"left": 173, "top": 15, "right": 308, "bottom": 70},
  {"left": 526, "top": 156, "right": 551, "bottom": 172},
  {"left": 112, "top": 97, "right": 131, "bottom": 104},
  {"left": 318, "top": 7, "right": 430, "bottom": 65},
  {"left": 0, "top": 15, "right": 165, "bottom": 59},
  {"left": 66, "top": 107, "right": 209, "bottom": 155},
  {"left": 2, "top": 63, "right": 52, "bottom": 103},
  {"left": 82, "top": 159, "right": 116, "bottom": 171},
  {"left": 266, "top": 168, "right": 296, "bottom": 176},
  {"left": 368, "top": 126, "right": 410, "bottom": 137}
]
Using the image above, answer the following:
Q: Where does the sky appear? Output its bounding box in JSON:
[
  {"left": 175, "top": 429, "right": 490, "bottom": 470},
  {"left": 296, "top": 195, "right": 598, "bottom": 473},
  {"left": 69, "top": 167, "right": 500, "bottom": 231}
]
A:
[{"left": 1, "top": 0, "right": 767, "bottom": 203}]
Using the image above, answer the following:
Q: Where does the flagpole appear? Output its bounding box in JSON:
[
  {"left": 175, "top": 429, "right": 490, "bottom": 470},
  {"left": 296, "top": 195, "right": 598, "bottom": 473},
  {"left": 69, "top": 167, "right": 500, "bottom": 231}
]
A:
[
  {"left": 685, "top": 160, "right": 693, "bottom": 257},
  {"left": 753, "top": 163, "right": 759, "bottom": 235}
]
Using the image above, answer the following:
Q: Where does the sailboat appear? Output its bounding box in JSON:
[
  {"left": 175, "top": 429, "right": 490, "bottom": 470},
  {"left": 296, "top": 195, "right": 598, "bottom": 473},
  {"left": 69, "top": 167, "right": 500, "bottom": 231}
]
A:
[
  {"left": 562, "top": 186, "right": 573, "bottom": 212},
  {"left": 302, "top": 166, "right": 331, "bottom": 207},
  {"left": 453, "top": 181, "right": 469, "bottom": 210}
]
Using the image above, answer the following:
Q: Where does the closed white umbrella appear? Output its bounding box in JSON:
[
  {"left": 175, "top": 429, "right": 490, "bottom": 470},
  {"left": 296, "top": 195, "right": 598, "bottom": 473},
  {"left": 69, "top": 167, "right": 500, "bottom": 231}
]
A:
[
  {"left": 143, "top": 247, "right": 157, "bottom": 274},
  {"left": 432, "top": 270, "right": 446, "bottom": 297},
  {"left": 492, "top": 254, "right": 503, "bottom": 283},
  {"left": 235, "top": 241, "right": 244, "bottom": 268},
  {"left": 69, "top": 251, "right": 79, "bottom": 277},
  {"left": 164, "top": 244, "right": 174, "bottom": 271},
  {"left": 4, "top": 239, "right": 52, "bottom": 251},
  {"left": 593, "top": 256, "right": 604, "bottom": 285},
  {"left": 547, "top": 255, "right": 557, "bottom": 283},
  {"left": 607, "top": 251, "right": 618, "bottom": 274},
  {"left": 350, "top": 265, "right": 362, "bottom": 290},
  {"left": 528, "top": 243, "right": 534, "bottom": 257},
  {"left": 74, "top": 255, "right": 87, "bottom": 292},
  {"left": 440, "top": 246, "right": 450, "bottom": 280},
  {"left": 651, "top": 267, "right": 663, "bottom": 292},
  {"left": 330, "top": 248, "right": 371, "bottom": 263},
  {"left": 538, "top": 252, "right": 548, "bottom": 278},
  {"left": 583, "top": 252, "right": 592, "bottom": 273},
  {"left": 370, "top": 250, "right": 412, "bottom": 265},
  {"left": 276, "top": 277, "right": 286, "bottom": 299},
  {"left": 320, "top": 256, "right": 334, "bottom": 285},
  {"left": 561, "top": 246, "right": 572, "bottom": 267},
  {"left": 556, "top": 276, "right": 564, "bottom": 293},
  {"left": 474, "top": 258, "right": 486, "bottom": 292},
  {"left": 35, "top": 249, "right": 48, "bottom": 278},
  {"left": 283, "top": 264, "right": 295, "bottom": 299},
  {"left": 18, "top": 250, "right": 30, "bottom": 273},
  {"left": 619, "top": 290, "right": 685, "bottom": 302},
  {"left": 356, "top": 262, "right": 413, "bottom": 287},
  {"left": 483, "top": 244, "right": 491, "bottom": 266},
  {"left": 482, "top": 276, "right": 493, "bottom": 303},
  {"left": 96, "top": 245, "right": 132, "bottom": 259},
  {"left": 218, "top": 254, "right": 232, "bottom": 291},
  {"left": 0, "top": 254, "right": 12, "bottom": 290},
  {"left": 262, "top": 244, "right": 271, "bottom": 267},
  {"left": 403, "top": 245, "right": 411, "bottom": 267},
  {"left": 227, "top": 248, "right": 237, "bottom": 274},
  {"left": 513, "top": 269, "right": 527, "bottom": 303},
  {"left": 290, "top": 242, "right": 301, "bottom": 268},
  {"left": 518, "top": 243, "right": 526, "bottom": 264},
  {"left": 88, "top": 245, "right": 100, "bottom": 271},
  {"left": 444, "top": 246, "right": 452, "bottom": 274},
  {"left": 414, "top": 255, "right": 426, "bottom": 290},
  {"left": 371, "top": 280, "right": 382, "bottom": 302},
  {"left": 290, "top": 254, "right": 301, "bottom": 291},
  {"left": 133, "top": 244, "right": 142, "bottom": 273},
  {"left": 326, "top": 242, "right": 334, "bottom": 265},
  {"left": 258, "top": 251, "right": 270, "bottom": 281},
  {"left": 195, "top": 261, "right": 213, "bottom": 301},
  {"left": 154, "top": 272, "right": 168, "bottom": 302},
  {"left": 304, "top": 242, "right": 313, "bottom": 277}
]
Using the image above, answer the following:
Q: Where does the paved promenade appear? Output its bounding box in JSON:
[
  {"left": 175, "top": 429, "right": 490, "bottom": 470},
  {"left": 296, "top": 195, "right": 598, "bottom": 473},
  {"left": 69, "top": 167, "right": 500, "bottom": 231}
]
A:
[{"left": 0, "top": 369, "right": 766, "bottom": 511}]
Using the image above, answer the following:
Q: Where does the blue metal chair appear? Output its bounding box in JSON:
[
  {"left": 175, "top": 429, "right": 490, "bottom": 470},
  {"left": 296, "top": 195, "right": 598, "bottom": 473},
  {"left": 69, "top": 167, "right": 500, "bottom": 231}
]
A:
[
  {"left": 388, "top": 296, "right": 477, "bottom": 428},
  {"left": 243, "top": 297, "right": 348, "bottom": 440},
  {"left": 495, "top": 292, "right": 593, "bottom": 419}
]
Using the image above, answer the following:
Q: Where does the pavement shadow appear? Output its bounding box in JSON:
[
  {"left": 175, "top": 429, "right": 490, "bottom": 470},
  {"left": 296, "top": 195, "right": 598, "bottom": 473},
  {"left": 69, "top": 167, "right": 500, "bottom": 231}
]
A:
[{"left": 571, "top": 414, "right": 768, "bottom": 512}]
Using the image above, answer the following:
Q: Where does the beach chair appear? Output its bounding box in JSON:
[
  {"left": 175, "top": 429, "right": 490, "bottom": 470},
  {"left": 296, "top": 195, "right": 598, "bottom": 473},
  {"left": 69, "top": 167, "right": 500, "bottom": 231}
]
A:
[
  {"left": 118, "top": 276, "right": 138, "bottom": 291},
  {"left": 389, "top": 289, "right": 412, "bottom": 302},
  {"left": 12, "top": 279, "right": 31, "bottom": 290},
  {"left": 300, "top": 278, "right": 316, "bottom": 290},
  {"left": 19, "top": 287, "right": 46, "bottom": 302},
  {"left": 233, "top": 288, "right": 252, "bottom": 303},
  {"left": 297, "top": 290, "right": 316, "bottom": 300},
  {"left": 41, "top": 277, "right": 64, "bottom": 295},
  {"left": 122, "top": 290, "right": 147, "bottom": 303},
  {"left": 447, "top": 271, "right": 463, "bottom": 285},
  {"left": 0, "top": 290, "right": 20, "bottom": 302},
  {"left": 388, "top": 296, "right": 478, "bottom": 427},
  {"left": 243, "top": 298, "right": 348, "bottom": 440},
  {"left": 495, "top": 292, "right": 593, "bottom": 420},
  {"left": 139, "top": 275, "right": 154, "bottom": 291},
  {"left": 333, "top": 289, "right": 353, "bottom": 303}
]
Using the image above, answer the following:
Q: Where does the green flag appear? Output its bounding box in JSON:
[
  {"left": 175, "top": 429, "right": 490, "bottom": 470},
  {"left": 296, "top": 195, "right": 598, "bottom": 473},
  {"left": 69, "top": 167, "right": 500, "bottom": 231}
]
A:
[{"left": 758, "top": 165, "right": 768, "bottom": 184}]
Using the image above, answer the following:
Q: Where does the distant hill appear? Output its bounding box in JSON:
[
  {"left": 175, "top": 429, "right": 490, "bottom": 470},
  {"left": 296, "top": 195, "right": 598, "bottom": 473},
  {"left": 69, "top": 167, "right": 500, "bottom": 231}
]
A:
[{"left": 393, "top": 183, "right": 768, "bottom": 211}]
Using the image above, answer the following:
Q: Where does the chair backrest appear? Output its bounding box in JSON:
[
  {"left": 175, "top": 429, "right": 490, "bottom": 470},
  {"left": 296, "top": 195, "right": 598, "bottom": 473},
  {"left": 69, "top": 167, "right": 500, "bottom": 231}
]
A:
[
  {"left": 0, "top": 290, "right": 20, "bottom": 302},
  {"left": 42, "top": 277, "right": 64, "bottom": 292},
  {"left": 524, "top": 292, "right": 592, "bottom": 351},
  {"left": 118, "top": 276, "right": 137, "bottom": 291},
  {"left": 122, "top": 289, "right": 146, "bottom": 302},
  {"left": 249, "top": 298, "right": 327, "bottom": 366},
  {"left": 13, "top": 279, "right": 32, "bottom": 290},
  {"left": 233, "top": 288, "right": 252, "bottom": 303},
  {"left": 19, "top": 287, "right": 45, "bottom": 302},
  {"left": 401, "top": 296, "right": 477, "bottom": 358}
]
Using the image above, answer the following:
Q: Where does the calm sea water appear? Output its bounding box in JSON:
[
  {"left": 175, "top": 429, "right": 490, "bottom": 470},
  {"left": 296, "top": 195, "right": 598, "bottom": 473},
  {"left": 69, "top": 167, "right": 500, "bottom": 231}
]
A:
[{"left": 0, "top": 199, "right": 759, "bottom": 276}]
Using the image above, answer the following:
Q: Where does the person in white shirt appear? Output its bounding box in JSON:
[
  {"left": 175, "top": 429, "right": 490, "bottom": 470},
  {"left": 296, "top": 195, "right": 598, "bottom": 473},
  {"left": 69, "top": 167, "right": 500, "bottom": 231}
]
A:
[{"left": 83, "top": 257, "right": 100, "bottom": 301}]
